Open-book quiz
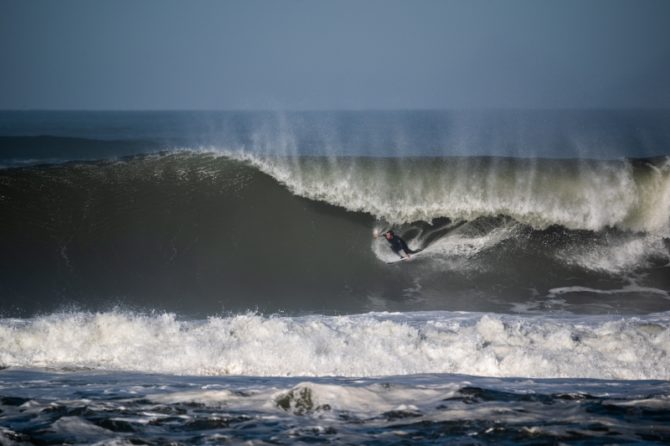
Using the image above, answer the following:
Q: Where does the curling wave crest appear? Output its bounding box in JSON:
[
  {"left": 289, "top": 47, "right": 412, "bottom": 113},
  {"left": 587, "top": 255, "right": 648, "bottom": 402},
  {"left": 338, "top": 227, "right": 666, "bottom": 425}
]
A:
[
  {"left": 224, "top": 151, "right": 670, "bottom": 233},
  {"left": 1, "top": 311, "right": 669, "bottom": 380}
]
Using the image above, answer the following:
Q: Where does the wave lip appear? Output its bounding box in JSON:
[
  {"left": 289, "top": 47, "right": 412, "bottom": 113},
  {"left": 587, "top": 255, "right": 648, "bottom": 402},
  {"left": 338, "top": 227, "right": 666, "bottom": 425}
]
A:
[{"left": 1, "top": 311, "right": 669, "bottom": 380}]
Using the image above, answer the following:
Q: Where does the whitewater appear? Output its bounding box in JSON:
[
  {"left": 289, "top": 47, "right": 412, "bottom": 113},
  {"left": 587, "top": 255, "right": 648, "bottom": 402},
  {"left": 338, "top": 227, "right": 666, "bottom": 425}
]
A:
[
  {"left": 2, "top": 310, "right": 670, "bottom": 445},
  {"left": 1, "top": 311, "right": 669, "bottom": 380}
]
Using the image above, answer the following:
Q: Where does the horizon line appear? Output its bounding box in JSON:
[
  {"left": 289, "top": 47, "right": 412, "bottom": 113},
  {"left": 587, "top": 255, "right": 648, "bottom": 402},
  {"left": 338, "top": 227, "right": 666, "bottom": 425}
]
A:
[{"left": 2, "top": 107, "right": 670, "bottom": 113}]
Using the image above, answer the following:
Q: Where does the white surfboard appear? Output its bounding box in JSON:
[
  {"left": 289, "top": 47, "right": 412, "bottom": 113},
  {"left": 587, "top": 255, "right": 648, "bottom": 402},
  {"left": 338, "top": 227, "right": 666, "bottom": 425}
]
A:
[{"left": 386, "top": 249, "right": 423, "bottom": 264}]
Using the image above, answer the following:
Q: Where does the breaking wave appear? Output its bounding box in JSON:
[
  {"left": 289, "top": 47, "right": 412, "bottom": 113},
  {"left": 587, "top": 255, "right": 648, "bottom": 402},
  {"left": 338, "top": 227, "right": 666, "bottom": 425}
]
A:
[
  {"left": 1, "top": 311, "right": 669, "bottom": 380},
  {"left": 228, "top": 151, "right": 670, "bottom": 233},
  {"left": 1, "top": 152, "right": 669, "bottom": 317}
]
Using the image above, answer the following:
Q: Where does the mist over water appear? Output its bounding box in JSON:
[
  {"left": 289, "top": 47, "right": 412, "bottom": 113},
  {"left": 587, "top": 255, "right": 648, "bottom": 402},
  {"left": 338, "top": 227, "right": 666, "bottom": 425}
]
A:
[{"left": 2, "top": 109, "right": 670, "bottom": 159}]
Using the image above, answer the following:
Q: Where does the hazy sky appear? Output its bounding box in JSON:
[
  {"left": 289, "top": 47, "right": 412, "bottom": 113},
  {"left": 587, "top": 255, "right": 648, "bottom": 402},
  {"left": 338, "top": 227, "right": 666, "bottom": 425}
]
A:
[{"left": 2, "top": 0, "right": 669, "bottom": 110}]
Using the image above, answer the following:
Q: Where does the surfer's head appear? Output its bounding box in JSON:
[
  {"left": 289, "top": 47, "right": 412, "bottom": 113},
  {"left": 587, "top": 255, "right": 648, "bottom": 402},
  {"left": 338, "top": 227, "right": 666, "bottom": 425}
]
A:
[{"left": 385, "top": 230, "right": 394, "bottom": 239}]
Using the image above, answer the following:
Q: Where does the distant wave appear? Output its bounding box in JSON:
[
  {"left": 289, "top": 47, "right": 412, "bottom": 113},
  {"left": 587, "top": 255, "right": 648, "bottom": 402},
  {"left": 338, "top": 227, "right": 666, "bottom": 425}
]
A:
[
  {"left": 0, "top": 135, "right": 161, "bottom": 167},
  {"left": 1, "top": 311, "right": 669, "bottom": 380}
]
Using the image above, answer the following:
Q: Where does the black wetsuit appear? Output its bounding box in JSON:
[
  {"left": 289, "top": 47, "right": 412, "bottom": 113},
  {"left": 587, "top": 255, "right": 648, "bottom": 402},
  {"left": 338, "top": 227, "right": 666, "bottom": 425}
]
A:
[{"left": 385, "top": 235, "right": 415, "bottom": 258}]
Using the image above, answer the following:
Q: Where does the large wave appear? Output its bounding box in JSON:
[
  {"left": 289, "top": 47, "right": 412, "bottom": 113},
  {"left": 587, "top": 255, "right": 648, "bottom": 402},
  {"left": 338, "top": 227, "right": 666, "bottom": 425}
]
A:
[
  {"left": 1, "top": 151, "right": 669, "bottom": 317},
  {"left": 1, "top": 311, "right": 668, "bottom": 380}
]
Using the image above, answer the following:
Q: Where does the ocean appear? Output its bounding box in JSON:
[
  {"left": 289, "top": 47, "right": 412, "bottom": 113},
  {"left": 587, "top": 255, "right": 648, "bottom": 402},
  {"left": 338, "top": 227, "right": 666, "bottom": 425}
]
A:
[{"left": 0, "top": 110, "right": 669, "bottom": 444}]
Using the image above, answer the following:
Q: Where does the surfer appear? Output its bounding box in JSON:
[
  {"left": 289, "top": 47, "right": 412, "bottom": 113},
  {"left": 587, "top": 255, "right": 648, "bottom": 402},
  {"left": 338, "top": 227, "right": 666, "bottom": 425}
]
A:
[{"left": 379, "top": 230, "right": 417, "bottom": 259}]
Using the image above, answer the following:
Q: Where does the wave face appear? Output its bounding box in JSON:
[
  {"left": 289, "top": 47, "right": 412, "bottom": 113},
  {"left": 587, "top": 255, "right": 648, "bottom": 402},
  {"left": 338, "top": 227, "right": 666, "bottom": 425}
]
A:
[
  {"left": 2, "top": 311, "right": 669, "bottom": 380},
  {"left": 1, "top": 152, "right": 669, "bottom": 316}
]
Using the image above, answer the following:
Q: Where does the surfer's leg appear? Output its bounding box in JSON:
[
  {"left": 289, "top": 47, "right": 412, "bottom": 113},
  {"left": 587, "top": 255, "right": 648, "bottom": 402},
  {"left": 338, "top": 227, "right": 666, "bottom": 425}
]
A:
[
  {"left": 392, "top": 248, "right": 406, "bottom": 259},
  {"left": 400, "top": 241, "right": 415, "bottom": 254}
]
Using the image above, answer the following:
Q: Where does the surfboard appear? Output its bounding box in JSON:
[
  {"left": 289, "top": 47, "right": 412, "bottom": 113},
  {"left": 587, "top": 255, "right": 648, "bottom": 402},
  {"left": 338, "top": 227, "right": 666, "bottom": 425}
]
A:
[{"left": 386, "top": 249, "right": 423, "bottom": 264}]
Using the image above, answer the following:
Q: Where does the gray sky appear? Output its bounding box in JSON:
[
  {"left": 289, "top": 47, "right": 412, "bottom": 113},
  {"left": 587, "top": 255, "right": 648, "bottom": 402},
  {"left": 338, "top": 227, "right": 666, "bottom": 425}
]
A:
[{"left": 1, "top": 0, "right": 669, "bottom": 110}]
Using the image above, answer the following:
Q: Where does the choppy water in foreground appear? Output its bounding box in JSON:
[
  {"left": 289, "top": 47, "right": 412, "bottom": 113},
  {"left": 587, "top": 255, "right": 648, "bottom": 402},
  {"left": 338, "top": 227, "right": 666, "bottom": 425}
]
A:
[
  {"left": 1, "top": 368, "right": 669, "bottom": 445},
  {"left": 1, "top": 311, "right": 669, "bottom": 444}
]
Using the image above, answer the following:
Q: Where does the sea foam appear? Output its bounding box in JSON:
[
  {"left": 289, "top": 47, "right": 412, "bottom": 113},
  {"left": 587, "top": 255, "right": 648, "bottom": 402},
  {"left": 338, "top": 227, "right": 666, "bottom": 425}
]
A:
[{"left": 1, "top": 311, "right": 668, "bottom": 380}]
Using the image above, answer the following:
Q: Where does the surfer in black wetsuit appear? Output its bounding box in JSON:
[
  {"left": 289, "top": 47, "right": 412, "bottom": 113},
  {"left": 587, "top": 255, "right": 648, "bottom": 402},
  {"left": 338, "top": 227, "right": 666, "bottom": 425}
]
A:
[{"left": 380, "top": 230, "right": 417, "bottom": 259}]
